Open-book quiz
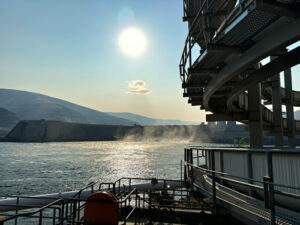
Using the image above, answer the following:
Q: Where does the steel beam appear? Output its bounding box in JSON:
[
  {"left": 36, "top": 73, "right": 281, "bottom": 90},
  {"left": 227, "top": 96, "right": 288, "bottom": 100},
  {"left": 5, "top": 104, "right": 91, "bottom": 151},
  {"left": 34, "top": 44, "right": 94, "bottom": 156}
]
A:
[
  {"left": 270, "top": 56, "right": 284, "bottom": 147},
  {"left": 203, "top": 18, "right": 300, "bottom": 111},
  {"left": 182, "top": 83, "right": 205, "bottom": 88},
  {"left": 183, "top": 92, "right": 203, "bottom": 97},
  {"left": 248, "top": 82, "right": 263, "bottom": 147},
  {"left": 226, "top": 46, "right": 300, "bottom": 110},
  {"left": 256, "top": 0, "right": 300, "bottom": 18},
  {"left": 284, "top": 68, "right": 296, "bottom": 148},
  {"left": 206, "top": 113, "right": 248, "bottom": 121},
  {"left": 188, "top": 68, "right": 219, "bottom": 77},
  {"left": 206, "top": 44, "right": 242, "bottom": 54}
]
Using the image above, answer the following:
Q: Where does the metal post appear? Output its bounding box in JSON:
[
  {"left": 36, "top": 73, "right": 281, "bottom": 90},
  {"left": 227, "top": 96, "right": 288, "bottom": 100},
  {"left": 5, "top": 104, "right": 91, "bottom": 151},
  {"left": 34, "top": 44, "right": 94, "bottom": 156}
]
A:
[
  {"left": 220, "top": 151, "right": 224, "bottom": 185},
  {"left": 284, "top": 68, "right": 296, "bottom": 148},
  {"left": 184, "top": 149, "right": 187, "bottom": 182},
  {"left": 271, "top": 56, "right": 284, "bottom": 147},
  {"left": 266, "top": 152, "right": 275, "bottom": 225},
  {"left": 247, "top": 152, "right": 254, "bottom": 196},
  {"left": 190, "top": 149, "right": 194, "bottom": 187},
  {"left": 211, "top": 150, "right": 217, "bottom": 214},
  {"left": 124, "top": 198, "right": 127, "bottom": 225},
  {"left": 248, "top": 82, "right": 263, "bottom": 147},
  {"left": 72, "top": 200, "right": 77, "bottom": 223},
  {"left": 205, "top": 150, "right": 208, "bottom": 168},
  {"left": 14, "top": 196, "right": 19, "bottom": 225},
  {"left": 135, "top": 191, "right": 137, "bottom": 224},
  {"left": 149, "top": 191, "right": 152, "bottom": 224},
  {"left": 39, "top": 211, "right": 43, "bottom": 225},
  {"left": 53, "top": 208, "right": 56, "bottom": 225},
  {"left": 61, "top": 201, "right": 65, "bottom": 224}
]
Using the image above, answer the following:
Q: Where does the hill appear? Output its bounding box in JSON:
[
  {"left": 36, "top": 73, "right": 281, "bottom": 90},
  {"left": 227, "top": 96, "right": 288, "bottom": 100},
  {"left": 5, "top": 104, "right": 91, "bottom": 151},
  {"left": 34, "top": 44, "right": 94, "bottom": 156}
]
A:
[
  {"left": 0, "top": 108, "right": 19, "bottom": 137},
  {"left": 0, "top": 89, "right": 136, "bottom": 126},
  {"left": 108, "top": 112, "right": 199, "bottom": 126}
]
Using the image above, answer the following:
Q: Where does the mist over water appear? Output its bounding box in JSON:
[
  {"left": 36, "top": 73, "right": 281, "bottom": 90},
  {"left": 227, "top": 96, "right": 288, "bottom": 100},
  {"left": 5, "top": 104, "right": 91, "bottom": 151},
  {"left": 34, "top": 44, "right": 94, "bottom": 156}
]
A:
[
  {"left": 0, "top": 141, "right": 195, "bottom": 196},
  {"left": 121, "top": 125, "right": 210, "bottom": 142}
]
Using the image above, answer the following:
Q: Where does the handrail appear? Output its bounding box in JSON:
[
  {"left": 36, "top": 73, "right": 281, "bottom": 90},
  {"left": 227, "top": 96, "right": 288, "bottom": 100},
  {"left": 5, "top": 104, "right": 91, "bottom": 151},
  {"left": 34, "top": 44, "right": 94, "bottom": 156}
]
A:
[
  {"left": 73, "top": 181, "right": 96, "bottom": 198},
  {"left": 1, "top": 188, "right": 141, "bottom": 224},
  {"left": 1, "top": 198, "right": 62, "bottom": 222},
  {"left": 186, "top": 161, "right": 300, "bottom": 194},
  {"left": 184, "top": 146, "right": 300, "bottom": 153},
  {"left": 179, "top": 0, "right": 233, "bottom": 83},
  {"left": 179, "top": 0, "right": 208, "bottom": 82}
]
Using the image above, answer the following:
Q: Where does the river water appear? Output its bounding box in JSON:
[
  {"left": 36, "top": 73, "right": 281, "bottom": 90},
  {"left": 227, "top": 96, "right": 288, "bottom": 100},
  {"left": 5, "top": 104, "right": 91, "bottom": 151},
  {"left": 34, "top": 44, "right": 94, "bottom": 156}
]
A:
[{"left": 0, "top": 141, "right": 199, "bottom": 196}]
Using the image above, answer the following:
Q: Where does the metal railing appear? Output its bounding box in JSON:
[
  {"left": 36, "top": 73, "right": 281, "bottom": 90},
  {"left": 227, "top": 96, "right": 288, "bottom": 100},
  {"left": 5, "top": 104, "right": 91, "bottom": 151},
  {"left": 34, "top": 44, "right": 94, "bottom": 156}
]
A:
[
  {"left": 0, "top": 188, "right": 143, "bottom": 225},
  {"left": 183, "top": 147, "right": 300, "bottom": 225},
  {"left": 179, "top": 0, "right": 248, "bottom": 84},
  {"left": 0, "top": 177, "right": 186, "bottom": 225}
]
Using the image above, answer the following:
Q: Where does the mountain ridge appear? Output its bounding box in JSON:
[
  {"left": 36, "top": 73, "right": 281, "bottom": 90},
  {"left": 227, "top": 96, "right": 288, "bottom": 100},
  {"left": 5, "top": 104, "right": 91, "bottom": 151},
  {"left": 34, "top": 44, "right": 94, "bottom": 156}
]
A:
[
  {"left": 0, "top": 89, "right": 200, "bottom": 135},
  {"left": 0, "top": 88, "right": 136, "bottom": 126},
  {"left": 108, "top": 112, "right": 199, "bottom": 126}
]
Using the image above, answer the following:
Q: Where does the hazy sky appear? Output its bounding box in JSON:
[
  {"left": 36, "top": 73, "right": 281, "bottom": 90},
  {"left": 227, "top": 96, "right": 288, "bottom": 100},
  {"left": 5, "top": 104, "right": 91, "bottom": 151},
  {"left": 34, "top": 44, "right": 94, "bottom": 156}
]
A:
[{"left": 0, "top": 0, "right": 299, "bottom": 122}]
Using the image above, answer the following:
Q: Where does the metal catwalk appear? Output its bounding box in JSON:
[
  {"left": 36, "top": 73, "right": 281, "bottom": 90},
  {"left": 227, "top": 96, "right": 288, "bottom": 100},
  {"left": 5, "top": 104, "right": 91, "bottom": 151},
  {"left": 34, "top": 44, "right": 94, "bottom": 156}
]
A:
[{"left": 180, "top": 0, "right": 300, "bottom": 147}]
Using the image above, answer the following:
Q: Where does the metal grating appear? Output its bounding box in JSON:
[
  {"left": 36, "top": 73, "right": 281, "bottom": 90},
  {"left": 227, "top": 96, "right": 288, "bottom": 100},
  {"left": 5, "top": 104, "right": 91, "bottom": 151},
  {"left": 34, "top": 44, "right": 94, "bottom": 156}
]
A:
[{"left": 215, "top": 8, "right": 280, "bottom": 46}]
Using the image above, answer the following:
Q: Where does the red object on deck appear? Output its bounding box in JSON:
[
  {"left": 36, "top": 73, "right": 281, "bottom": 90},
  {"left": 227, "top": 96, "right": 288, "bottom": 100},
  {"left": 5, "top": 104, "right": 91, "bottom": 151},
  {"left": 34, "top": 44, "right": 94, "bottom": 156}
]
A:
[{"left": 83, "top": 191, "right": 118, "bottom": 224}]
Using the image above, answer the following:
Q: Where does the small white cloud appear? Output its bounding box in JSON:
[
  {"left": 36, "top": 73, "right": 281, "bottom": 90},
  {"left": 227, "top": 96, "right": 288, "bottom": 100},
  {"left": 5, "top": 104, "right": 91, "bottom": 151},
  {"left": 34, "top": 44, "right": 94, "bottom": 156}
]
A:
[{"left": 127, "top": 80, "right": 152, "bottom": 95}]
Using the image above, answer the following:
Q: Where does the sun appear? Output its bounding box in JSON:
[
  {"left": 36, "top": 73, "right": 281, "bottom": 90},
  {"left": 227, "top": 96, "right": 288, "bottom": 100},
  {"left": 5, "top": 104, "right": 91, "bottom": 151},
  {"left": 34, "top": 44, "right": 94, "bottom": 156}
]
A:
[{"left": 119, "top": 27, "right": 147, "bottom": 57}]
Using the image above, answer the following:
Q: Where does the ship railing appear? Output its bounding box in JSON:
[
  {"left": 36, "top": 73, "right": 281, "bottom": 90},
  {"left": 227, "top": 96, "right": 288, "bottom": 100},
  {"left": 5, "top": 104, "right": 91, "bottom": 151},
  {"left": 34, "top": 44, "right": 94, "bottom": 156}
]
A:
[
  {"left": 183, "top": 147, "right": 300, "bottom": 225},
  {"left": 72, "top": 181, "right": 96, "bottom": 199},
  {"left": 99, "top": 177, "right": 183, "bottom": 196},
  {"left": 0, "top": 178, "right": 185, "bottom": 224},
  {"left": 0, "top": 187, "right": 143, "bottom": 225}
]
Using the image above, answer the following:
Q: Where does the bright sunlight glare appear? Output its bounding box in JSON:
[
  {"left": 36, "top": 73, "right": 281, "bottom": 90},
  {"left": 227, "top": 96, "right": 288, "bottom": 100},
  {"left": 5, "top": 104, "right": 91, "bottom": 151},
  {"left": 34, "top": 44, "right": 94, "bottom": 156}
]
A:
[{"left": 119, "top": 27, "right": 147, "bottom": 57}]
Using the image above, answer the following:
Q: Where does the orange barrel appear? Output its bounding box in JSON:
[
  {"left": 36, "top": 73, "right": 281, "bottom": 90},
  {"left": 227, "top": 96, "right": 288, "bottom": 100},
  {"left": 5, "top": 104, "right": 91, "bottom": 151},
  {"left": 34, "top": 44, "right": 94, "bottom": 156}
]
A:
[{"left": 83, "top": 191, "right": 118, "bottom": 224}]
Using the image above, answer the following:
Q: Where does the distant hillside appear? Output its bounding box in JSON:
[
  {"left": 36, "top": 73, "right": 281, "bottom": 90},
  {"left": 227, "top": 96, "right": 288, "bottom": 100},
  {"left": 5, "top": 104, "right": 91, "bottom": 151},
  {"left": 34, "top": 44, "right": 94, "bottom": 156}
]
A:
[
  {"left": 0, "top": 89, "right": 136, "bottom": 126},
  {"left": 0, "top": 108, "right": 19, "bottom": 137},
  {"left": 108, "top": 112, "right": 199, "bottom": 126}
]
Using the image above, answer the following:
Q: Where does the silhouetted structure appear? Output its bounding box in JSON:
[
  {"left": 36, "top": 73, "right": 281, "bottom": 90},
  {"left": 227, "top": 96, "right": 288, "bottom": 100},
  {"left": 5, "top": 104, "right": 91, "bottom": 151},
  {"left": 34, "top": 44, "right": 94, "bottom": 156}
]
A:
[
  {"left": 180, "top": 0, "right": 300, "bottom": 148},
  {"left": 180, "top": 1, "right": 300, "bottom": 224}
]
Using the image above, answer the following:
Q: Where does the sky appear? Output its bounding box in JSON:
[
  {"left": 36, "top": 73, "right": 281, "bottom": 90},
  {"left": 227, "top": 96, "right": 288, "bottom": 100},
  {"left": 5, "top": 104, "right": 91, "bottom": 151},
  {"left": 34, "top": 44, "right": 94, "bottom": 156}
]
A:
[{"left": 0, "top": 0, "right": 299, "bottom": 122}]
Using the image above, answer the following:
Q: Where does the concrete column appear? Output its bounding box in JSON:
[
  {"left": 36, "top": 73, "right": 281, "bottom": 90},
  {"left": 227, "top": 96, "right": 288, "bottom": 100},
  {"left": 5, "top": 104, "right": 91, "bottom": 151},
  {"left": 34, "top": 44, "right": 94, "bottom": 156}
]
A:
[
  {"left": 271, "top": 56, "right": 284, "bottom": 147},
  {"left": 284, "top": 68, "right": 296, "bottom": 148},
  {"left": 248, "top": 83, "right": 263, "bottom": 147}
]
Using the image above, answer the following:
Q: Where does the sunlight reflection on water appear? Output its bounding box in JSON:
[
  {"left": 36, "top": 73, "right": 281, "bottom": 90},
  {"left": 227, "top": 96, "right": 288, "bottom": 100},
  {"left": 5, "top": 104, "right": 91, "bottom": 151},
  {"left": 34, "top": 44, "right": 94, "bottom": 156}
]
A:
[{"left": 0, "top": 141, "right": 197, "bottom": 195}]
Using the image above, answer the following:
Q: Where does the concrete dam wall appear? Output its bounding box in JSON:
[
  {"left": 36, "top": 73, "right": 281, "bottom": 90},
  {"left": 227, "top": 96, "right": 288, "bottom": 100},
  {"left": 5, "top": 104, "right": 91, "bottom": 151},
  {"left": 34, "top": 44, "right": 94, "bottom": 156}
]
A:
[
  {"left": 4, "top": 120, "right": 250, "bottom": 143},
  {"left": 5, "top": 120, "right": 131, "bottom": 142}
]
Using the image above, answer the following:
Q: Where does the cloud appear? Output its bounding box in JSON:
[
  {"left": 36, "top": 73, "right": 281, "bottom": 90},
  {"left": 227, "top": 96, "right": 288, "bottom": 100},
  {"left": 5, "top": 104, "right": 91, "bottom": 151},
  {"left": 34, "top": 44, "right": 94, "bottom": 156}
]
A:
[{"left": 127, "top": 80, "right": 152, "bottom": 95}]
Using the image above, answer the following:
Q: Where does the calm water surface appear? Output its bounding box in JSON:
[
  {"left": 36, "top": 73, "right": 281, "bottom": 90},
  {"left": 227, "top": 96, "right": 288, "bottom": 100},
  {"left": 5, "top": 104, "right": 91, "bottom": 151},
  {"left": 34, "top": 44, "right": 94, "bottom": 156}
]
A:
[{"left": 0, "top": 141, "right": 196, "bottom": 196}]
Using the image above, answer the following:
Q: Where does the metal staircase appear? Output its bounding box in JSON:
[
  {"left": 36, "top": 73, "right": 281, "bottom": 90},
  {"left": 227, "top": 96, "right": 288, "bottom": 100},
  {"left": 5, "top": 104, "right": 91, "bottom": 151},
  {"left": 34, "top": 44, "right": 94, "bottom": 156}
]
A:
[{"left": 180, "top": 0, "right": 300, "bottom": 147}]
